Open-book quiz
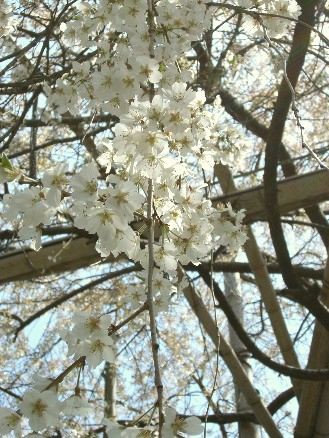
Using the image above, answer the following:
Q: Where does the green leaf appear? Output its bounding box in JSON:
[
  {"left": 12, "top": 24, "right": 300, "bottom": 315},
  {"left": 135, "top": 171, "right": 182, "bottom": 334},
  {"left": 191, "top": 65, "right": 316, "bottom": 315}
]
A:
[{"left": 0, "top": 153, "right": 14, "bottom": 171}]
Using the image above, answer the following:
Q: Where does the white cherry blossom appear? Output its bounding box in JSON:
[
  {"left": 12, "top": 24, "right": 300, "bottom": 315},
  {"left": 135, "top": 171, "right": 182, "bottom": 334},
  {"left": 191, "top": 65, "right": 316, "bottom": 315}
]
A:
[
  {"left": 71, "top": 162, "right": 99, "bottom": 203},
  {"left": 42, "top": 163, "right": 68, "bottom": 207},
  {"left": 163, "top": 407, "right": 203, "bottom": 437},
  {"left": 0, "top": 407, "right": 21, "bottom": 437},
  {"left": 61, "top": 312, "right": 116, "bottom": 369},
  {"left": 103, "top": 419, "right": 154, "bottom": 437},
  {"left": 75, "top": 336, "right": 115, "bottom": 368},
  {"left": 71, "top": 312, "right": 112, "bottom": 339},
  {"left": 20, "top": 389, "right": 61, "bottom": 432},
  {"left": 62, "top": 395, "right": 92, "bottom": 416},
  {"left": 106, "top": 176, "right": 145, "bottom": 221},
  {"left": 134, "top": 56, "right": 162, "bottom": 84}
]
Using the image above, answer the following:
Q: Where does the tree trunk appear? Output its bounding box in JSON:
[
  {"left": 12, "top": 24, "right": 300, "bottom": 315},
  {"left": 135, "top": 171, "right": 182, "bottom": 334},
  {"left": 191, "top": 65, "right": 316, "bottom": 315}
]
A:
[{"left": 224, "top": 271, "right": 260, "bottom": 438}]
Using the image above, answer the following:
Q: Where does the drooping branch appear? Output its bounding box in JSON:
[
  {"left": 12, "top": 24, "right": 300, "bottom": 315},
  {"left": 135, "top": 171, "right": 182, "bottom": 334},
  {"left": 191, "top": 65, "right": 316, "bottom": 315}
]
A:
[
  {"left": 179, "top": 387, "right": 294, "bottom": 425},
  {"left": 197, "top": 266, "right": 329, "bottom": 380},
  {"left": 14, "top": 266, "right": 138, "bottom": 337},
  {"left": 182, "top": 272, "right": 283, "bottom": 437}
]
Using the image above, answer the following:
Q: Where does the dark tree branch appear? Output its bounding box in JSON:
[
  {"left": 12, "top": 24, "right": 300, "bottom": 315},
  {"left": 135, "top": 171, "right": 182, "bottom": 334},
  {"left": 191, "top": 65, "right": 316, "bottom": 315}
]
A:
[
  {"left": 187, "top": 261, "right": 323, "bottom": 280},
  {"left": 180, "top": 387, "right": 295, "bottom": 425},
  {"left": 215, "top": 88, "right": 329, "bottom": 248},
  {"left": 263, "top": 0, "right": 319, "bottom": 288},
  {"left": 197, "top": 266, "right": 329, "bottom": 380}
]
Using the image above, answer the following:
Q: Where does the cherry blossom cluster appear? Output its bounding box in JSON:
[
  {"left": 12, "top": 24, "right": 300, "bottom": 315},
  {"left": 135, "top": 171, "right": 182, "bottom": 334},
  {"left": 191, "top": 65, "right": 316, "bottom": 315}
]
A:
[
  {"left": 0, "top": 309, "right": 204, "bottom": 436},
  {"left": 0, "top": 372, "right": 203, "bottom": 438},
  {"left": 119, "top": 268, "right": 174, "bottom": 313},
  {"left": 0, "top": 314, "right": 112, "bottom": 436},
  {"left": 2, "top": 100, "right": 247, "bottom": 285},
  {"left": 3, "top": 185, "right": 57, "bottom": 250},
  {"left": 45, "top": 0, "right": 211, "bottom": 116},
  {"left": 1, "top": 3, "right": 248, "bottom": 433},
  {"left": 60, "top": 312, "right": 116, "bottom": 368},
  {"left": 234, "top": 0, "right": 301, "bottom": 37},
  {"left": 0, "top": 375, "right": 91, "bottom": 436},
  {"left": 3, "top": 91, "right": 246, "bottom": 300},
  {"left": 72, "top": 165, "right": 144, "bottom": 259}
]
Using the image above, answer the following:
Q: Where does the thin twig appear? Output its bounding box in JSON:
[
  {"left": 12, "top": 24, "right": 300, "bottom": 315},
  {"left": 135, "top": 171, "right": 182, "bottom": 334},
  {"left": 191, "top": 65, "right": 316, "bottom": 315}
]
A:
[
  {"left": 45, "top": 356, "right": 85, "bottom": 391},
  {"left": 108, "top": 303, "right": 148, "bottom": 335},
  {"left": 0, "top": 386, "right": 22, "bottom": 400},
  {"left": 261, "top": 22, "right": 329, "bottom": 171},
  {"left": 29, "top": 95, "right": 39, "bottom": 179},
  {"left": 146, "top": 0, "right": 164, "bottom": 434},
  {"left": 146, "top": 178, "right": 164, "bottom": 435}
]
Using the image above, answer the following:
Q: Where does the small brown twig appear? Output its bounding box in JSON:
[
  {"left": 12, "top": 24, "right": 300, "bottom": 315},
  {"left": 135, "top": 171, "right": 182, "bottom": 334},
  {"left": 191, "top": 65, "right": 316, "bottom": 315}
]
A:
[
  {"left": 108, "top": 303, "right": 148, "bottom": 336},
  {"left": 45, "top": 356, "right": 86, "bottom": 391}
]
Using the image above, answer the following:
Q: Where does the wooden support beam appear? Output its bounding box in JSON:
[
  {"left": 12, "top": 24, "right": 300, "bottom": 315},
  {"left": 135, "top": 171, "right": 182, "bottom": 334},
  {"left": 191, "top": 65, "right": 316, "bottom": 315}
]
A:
[
  {"left": 214, "top": 168, "right": 329, "bottom": 223},
  {"left": 0, "top": 237, "right": 101, "bottom": 284},
  {"left": 1, "top": 169, "right": 328, "bottom": 283},
  {"left": 294, "top": 258, "right": 329, "bottom": 438}
]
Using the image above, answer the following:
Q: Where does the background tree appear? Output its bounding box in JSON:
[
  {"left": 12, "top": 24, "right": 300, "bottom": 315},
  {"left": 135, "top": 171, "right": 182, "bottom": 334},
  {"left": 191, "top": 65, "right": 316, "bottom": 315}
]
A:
[{"left": 0, "top": 0, "right": 329, "bottom": 437}]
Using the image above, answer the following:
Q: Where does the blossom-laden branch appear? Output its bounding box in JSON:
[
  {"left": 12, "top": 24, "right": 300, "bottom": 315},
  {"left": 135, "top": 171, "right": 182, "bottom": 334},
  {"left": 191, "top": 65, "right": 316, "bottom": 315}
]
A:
[
  {"left": 146, "top": 177, "right": 164, "bottom": 435},
  {"left": 145, "top": 0, "right": 164, "bottom": 435},
  {"left": 0, "top": 0, "right": 311, "bottom": 436}
]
